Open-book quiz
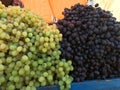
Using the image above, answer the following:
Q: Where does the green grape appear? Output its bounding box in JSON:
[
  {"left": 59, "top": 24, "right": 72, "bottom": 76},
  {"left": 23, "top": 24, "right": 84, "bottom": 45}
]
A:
[
  {"left": 0, "top": 43, "right": 7, "bottom": 51},
  {"left": 6, "top": 34, "right": 10, "bottom": 39},
  {"left": 50, "top": 42, "right": 55, "bottom": 49},
  {"left": 9, "top": 76, "right": 14, "bottom": 81},
  {"left": 60, "top": 85, "right": 64, "bottom": 90},
  {"left": 43, "top": 72, "right": 48, "bottom": 77},
  {"left": 52, "top": 51, "right": 58, "bottom": 56},
  {"left": 58, "top": 67, "right": 63, "bottom": 72},
  {"left": 0, "top": 52, "right": 5, "bottom": 57},
  {"left": 64, "top": 63, "right": 69, "bottom": 68},
  {"left": 28, "top": 33, "right": 33, "bottom": 37},
  {"left": 39, "top": 76, "right": 45, "bottom": 82},
  {"left": 59, "top": 62, "right": 64, "bottom": 67},
  {"left": 36, "top": 35, "right": 39, "bottom": 40},
  {"left": 7, "top": 23, "right": 13, "bottom": 29},
  {"left": 42, "top": 63, "right": 47, "bottom": 68},
  {"left": 21, "top": 87, "right": 26, "bottom": 90},
  {"left": 29, "top": 81, "right": 34, "bottom": 86},
  {"left": 41, "top": 82, "right": 47, "bottom": 86},
  {"left": 9, "top": 45, "right": 16, "bottom": 50},
  {"left": 31, "top": 86, "right": 36, "bottom": 90},
  {"left": 47, "top": 75, "right": 53, "bottom": 82},
  {"left": 45, "top": 31, "right": 50, "bottom": 36},
  {"left": 27, "top": 28, "right": 33, "bottom": 33},
  {"left": 55, "top": 55, "right": 60, "bottom": 59},
  {"left": 0, "top": 76, "right": 5, "bottom": 83},
  {"left": 12, "top": 70, "right": 17, "bottom": 76},
  {"left": 20, "top": 22, "right": 25, "bottom": 28},
  {"left": 60, "top": 72, "right": 65, "bottom": 76},
  {"left": 37, "top": 66, "right": 42, "bottom": 71},
  {"left": 25, "top": 38, "right": 30, "bottom": 42},
  {"left": 24, "top": 65, "right": 30, "bottom": 71},
  {"left": 58, "top": 34, "right": 62, "bottom": 39},
  {"left": 17, "top": 46, "right": 23, "bottom": 52},
  {"left": 16, "top": 83, "right": 22, "bottom": 89},
  {"left": 31, "top": 38, "right": 35, "bottom": 43},
  {"left": 32, "top": 61, "right": 38, "bottom": 67},
  {"left": 46, "top": 57, "right": 51, "bottom": 62},
  {"left": 0, "top": 64, "right": 4, "bottom": 71},
  {"left": 35, "top": 82, "right": 39, "bottom": 87},
  {"left": 26, "top": 86, "right": 31, "bottom": 90},
  {"left": 12, "top": 28, "right": 17, "bottom": 34},
  {"left": 25, "top": 76, "right": 30, "bottom": 82},
  {"left": 47, "top": 62, "right": 52, "bottom": 67},
  {"left": 0, "top": 60, "right": 2, "bottom": 64},
  {"left": 1, "top": 12, "right": 7, "bottom": 18},
  {"left": 50, "top": 34, "right": 54, "bottom": 38},
  {"left": 19, "top": 41, "right": 24, "bottom": 45},
  {"left": 21, "top": 55, "right": 29, "bottom": 63},
  {"left": 62, "top": 77, "right": 66, "bottom": 81},
  {"left": 0, "top": 2, "right": 73, "bottom": 90},
  {"left": 0, "top": 9, "right": 2, "bottom": 14},
  {"left": 30, "top": 71, "right": 35, "bottom": 76},
  {"left": 13, "top": 21, "right": 19, "bottom": 26},
  {"left": 51, "top": 66, "right": 55, "bottom": 71},
  {"left": 30, "top": 46, "right": 36, "bottom": 52},
  {"left": 16, "top": 31, "right": 21, "bottom": 36},
  {"left": 58, "top": 81, "right": 64, "bottom": 86},
  {"left": 22, "top": 31, "right": 27, "bottom": 37},
  {"left": 41, "top": 54, "right": 46, "bottom": 58},
  {"left": 35, "top": 41, "right": 39, "bottom": 46},
  {"left": 16, "top": 61, "right": 22, "bottom": 67},
  {"left": 39, "top": 37, "right": 44, "bottom": 43},
  {"left": 70, "top": 66, "right": 74, "bottom": 71},
  {"left": 42, "top": 48, "right": 47, "bottom": 53},
  {"left": 67, "top": 84, "right": 71, "bottom": 89},
  {"left": 27, "top": 52, "right": 33, "bottom": 57},
  {"left": 8, "top": 84, "right": 15, "bottom": 90},
  {"left": 44, "top": 37, "right": 49, "bottom": 42},
  {"left": 50, "top": 37, "right": 54, "bottom": 42},
  {"left": 1, "top": 24, "right": 7, "bottom": 30},
  {"left": 38, "top": 59, "right": 44, "bottom": 65},
  {"left": 19, "top": 68, "right": 25, "bottom": 76},
  {"left": 14, "top": 76, "right": 19, "bottom": 82},
  {"left": 11, "top": 50, "right": 18, "bottom": 56},
  {"left": 44, "top": 42, "right": 49, "bottom": 48}
]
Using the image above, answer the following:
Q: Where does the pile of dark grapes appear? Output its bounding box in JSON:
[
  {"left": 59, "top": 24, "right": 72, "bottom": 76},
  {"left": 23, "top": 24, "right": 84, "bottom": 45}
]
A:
[{"left": 56, "top": 3, "right": 120, "bottom": 82}]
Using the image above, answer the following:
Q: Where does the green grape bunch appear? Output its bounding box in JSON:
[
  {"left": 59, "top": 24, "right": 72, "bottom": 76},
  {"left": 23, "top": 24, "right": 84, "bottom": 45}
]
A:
[{"left": 0, "top": 1, "right": 73, "bottom": 90}]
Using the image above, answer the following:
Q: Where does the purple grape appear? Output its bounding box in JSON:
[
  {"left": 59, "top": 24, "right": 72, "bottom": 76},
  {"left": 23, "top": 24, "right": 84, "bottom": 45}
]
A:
[{"left": 56, "top": 3, "right": 120, "bottom": 82}]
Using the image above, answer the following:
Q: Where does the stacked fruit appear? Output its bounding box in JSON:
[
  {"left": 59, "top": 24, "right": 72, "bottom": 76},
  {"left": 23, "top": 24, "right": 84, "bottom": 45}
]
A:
[
  {"left": 0, "top": 2, "right": 73, "bottom": 90},
  {"left": 57, "top": 3, "right": 120, "bottom": 82}
]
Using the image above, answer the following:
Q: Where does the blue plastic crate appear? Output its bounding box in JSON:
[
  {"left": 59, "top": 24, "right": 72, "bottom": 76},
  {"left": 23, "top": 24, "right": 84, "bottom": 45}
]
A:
[
  {"left": 37, "top": 78, "right": 120, "bottom": 90},
  {"left": 71, "top": 78, "right": 120, "bottom": 90},
  {"left": 37, "top": 85, "right": 59, "bottom": 90}
]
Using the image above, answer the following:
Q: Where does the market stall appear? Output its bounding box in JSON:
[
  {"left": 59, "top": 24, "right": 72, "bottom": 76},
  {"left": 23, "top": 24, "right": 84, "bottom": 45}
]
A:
[{"left": 0, "top": 0, "right": 120, "bottom": 90}]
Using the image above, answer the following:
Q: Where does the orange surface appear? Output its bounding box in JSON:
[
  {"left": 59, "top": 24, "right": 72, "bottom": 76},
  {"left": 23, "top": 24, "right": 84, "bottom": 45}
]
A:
[{"left": 21, "top": 0, "right": 87, "bottom": 23}]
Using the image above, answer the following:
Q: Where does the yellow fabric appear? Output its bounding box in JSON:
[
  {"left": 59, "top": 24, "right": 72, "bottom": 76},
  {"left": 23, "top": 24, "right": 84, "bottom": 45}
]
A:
[
  {"left": 21, "top": 0, "right": 87, "bottom": 23},
  {"left": 94, "top": 0, "right": 120, "bottom": 21}
]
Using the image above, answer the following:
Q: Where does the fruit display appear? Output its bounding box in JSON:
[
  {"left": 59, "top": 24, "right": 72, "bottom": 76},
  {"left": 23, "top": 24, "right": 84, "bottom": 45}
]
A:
[
  {"left": 0, "top": 2, "right": 73, "bottom": 90},
  {"left": 56, "top": 3, "right": 120, "bottom": 82}
]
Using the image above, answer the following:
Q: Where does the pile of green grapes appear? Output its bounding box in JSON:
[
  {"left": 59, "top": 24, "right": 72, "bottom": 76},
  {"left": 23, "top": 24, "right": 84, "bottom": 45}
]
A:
[{"left": 0, "top": 2, "right": 73, "bottom": 90}]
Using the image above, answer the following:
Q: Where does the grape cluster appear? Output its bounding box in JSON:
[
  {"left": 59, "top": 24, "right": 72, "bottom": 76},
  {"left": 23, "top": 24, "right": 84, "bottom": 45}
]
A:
[
  {"left": 0, "top": 2, "right": 73, "bottom": 90},
  {"left": 57, "top": 3, "right": 120, "bottom": 82}
]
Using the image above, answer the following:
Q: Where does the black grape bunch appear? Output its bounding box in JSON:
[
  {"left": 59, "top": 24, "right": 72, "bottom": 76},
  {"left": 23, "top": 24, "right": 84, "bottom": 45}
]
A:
[{"left": 56, "top": 3, "right": 120, "bottom": 82}]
